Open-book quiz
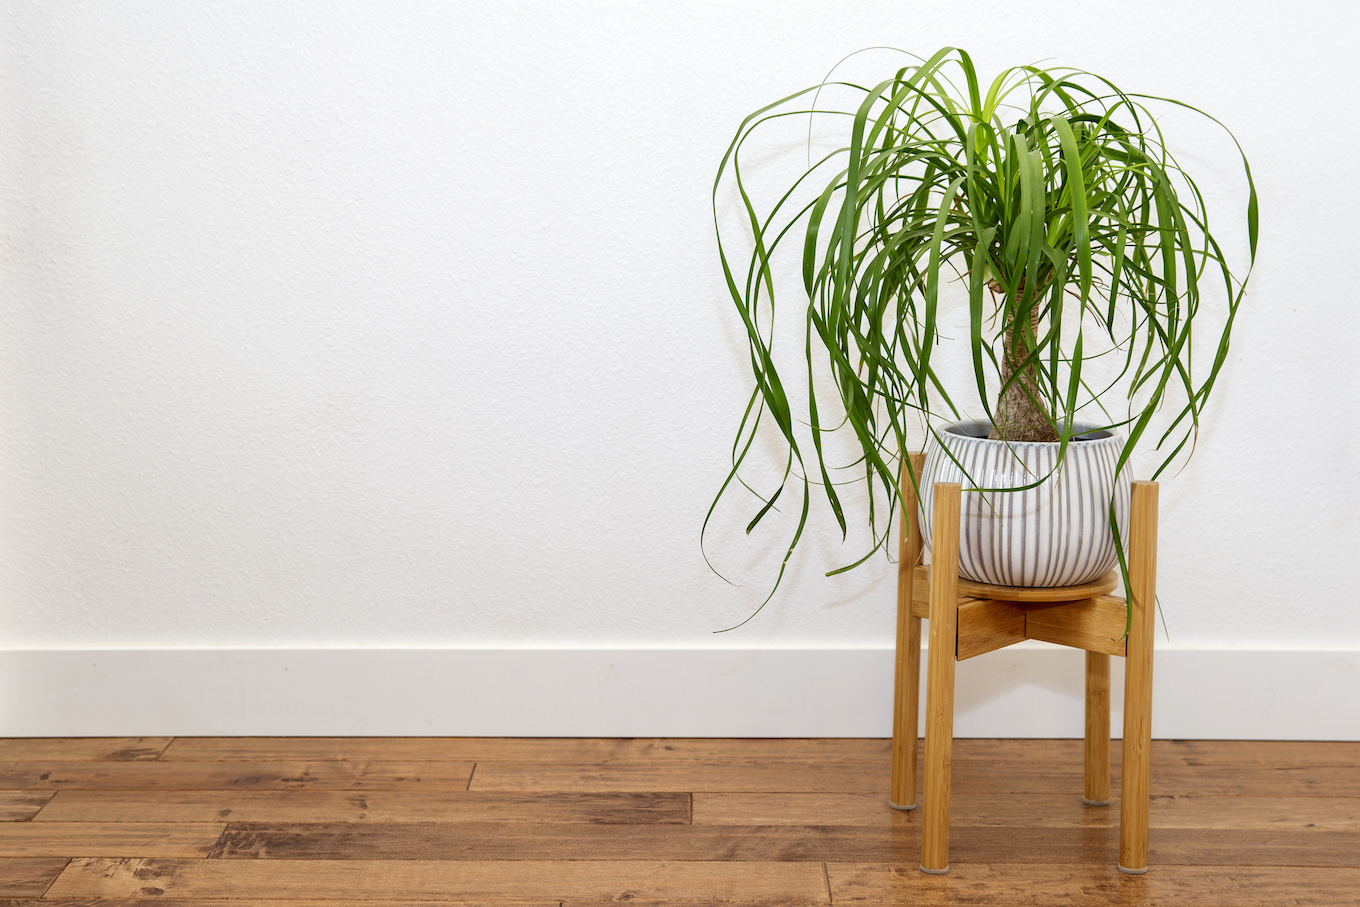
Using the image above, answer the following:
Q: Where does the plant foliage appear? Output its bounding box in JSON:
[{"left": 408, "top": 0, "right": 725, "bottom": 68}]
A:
[{"left": 707, "top": 47, "right": 1257, "bottom": 619}]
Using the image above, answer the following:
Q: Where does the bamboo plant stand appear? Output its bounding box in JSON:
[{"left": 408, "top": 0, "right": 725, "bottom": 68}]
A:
[{"left": 889, "top": 453, "right": 1159, "bottom": 875}]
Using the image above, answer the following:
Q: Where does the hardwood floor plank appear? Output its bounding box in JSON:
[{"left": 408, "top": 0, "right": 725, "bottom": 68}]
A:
[
  {"left": 153, "top": 737, "right": 1355, "bottom": 768},
  {"left": 826, "top": 861, "right": 1360, "bottom": 905},
  {"left": 37, "top": 754, "right": 1340, "bottom": 799},
  {"left": 0, "top": 762, "right": 476, "bottom": 791},
  {"left": 903, "top": 758, "right": 1360, "bottom": 798},
  {"left": 1146, "top": 827, "right": 1360, "bottom": 868},
  {"left": 472, "top": 755, "right": 1360, "bottom": 798},
  {"left": 1150, "top": 762, "right": 1360, "bottom": 798},
  {"left": 0, "top": 901, "right": 557, "bottom": 907},
  {"left": 693, "top": 792, "right": 1113, "bottom": 828},
  {"left": 694, "top": 791, "right": 1360, "bottom": 830},
  {"left": 146, "top": 736, "right": 1104, "bottom": 765},
  {"left": 0, "top": 794, "right": 54, "bottom": 823},
  {"left": 913, "top": 739, "right": 1087, "bottom": 763},
  {"left": 469, "top": 760, "right": 886, "bottom": 793},
  {"left": 1156, "top": 739, "right": 1360, "bottom": 767},
  {"left": 210, "top": 821, "right": 914, "bottom": 861},
  {"left": 0, "top": 902, "right": 557, "bottom": 907},
  {"left": 34, "top": 790, "right": 689, "bottom": 825},
  {"left": 559, "top": 903, "right": 827, "bottom": 907},
  {"left": 0, "top": 740, "right": 171, "bottom": 763},
  {"left": 932, "top": 738, "right": 1360, "bottom": 768},
  {"left": 160, "top": 737, "right": 891, "bottom": 763},
  {"left": 45, "top": 857, "right": 830, "bottom": 901},
  {"left": 204, "top": 821, "right": 1360, "bottom": 867},
  {"left": 932, "top": 826, "right": 1360, "bottom": 869},
  {"left": 1147, "top": 793, "right": 1360, "bottom": 830},
  {"left": 0, "top": 858, "right": 68, "bottom": 897},
  {"left": 0, "top": 823, "right": 224, "bottom": 858}
]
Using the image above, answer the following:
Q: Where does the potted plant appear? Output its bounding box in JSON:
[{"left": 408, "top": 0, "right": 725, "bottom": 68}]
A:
[{"left": 708, "top": 47, "right": 1256, "bottom": 614}]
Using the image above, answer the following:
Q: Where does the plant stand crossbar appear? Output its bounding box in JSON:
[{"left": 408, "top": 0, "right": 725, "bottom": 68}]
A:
[{"left": 889, "top": 453, "right": 1159, "bottom": 874}]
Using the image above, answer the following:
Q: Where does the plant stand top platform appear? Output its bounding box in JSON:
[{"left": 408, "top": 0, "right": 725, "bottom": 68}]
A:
[{"left": 953, "top": 570, "right": 1118, "bottom": 603}]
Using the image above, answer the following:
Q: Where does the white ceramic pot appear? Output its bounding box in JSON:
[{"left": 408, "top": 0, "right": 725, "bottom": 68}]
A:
[{"left": 918, "top": 421, "right": 1132, "bottom": 588}]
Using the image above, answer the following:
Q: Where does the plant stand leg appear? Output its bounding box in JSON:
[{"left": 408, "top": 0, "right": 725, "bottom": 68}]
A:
[
  {"left": 891, "top": 454, "right": 926, "bottom": 810},
  {"left": 1084, "top": 651, "right": 1111, "bottom": 805},
  {"left": 1119, "top": 481, "right": 1158, "bottom": 874},
  {"left": 921, "top": 482, "right": 960, "bottom": 874}
]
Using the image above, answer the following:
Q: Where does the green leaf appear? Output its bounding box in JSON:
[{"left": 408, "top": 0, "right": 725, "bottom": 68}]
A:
[{"left": 707, "top": 47, "right": 1256, "bottom": 623}]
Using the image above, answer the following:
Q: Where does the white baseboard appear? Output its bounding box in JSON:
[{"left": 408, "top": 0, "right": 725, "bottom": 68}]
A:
[{"left": 1, "top": 646, "right": 1355, "bottom": 739}]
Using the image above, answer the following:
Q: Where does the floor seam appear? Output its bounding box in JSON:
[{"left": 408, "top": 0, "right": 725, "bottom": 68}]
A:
[{"left": 38, "top": 857, "right": 72, "bottom": 899}]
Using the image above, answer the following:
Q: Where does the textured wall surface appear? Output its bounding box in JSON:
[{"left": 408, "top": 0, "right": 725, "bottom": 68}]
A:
[{"left": 2, "top": 0, "right": 1356, "bottom": 650}]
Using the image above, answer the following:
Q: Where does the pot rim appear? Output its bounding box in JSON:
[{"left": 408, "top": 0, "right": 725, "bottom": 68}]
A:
[{"left": 942, "top": 420, "right": 1120, "bottom": 444}]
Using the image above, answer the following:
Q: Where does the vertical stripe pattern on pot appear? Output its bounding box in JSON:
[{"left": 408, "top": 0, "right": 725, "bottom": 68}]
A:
[{"left": 917, "top": 421, "right": 1132, "bottom": 588}]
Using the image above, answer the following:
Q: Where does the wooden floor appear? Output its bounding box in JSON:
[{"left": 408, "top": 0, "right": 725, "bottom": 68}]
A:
[{"left": 0, "top": 737, "right": 1356, "bottom": 905}]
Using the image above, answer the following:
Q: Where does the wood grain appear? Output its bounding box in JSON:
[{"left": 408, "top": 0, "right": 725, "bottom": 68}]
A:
[
  {"left": 909, "top": 570, "right": 977, "bottom": 619},
  {"left": 694, "top": 791, "right": 1360, "bottom": 830},
  {"left": 909, "top": 565, "right": 1120, "bottom": 606},
  {"left": 209, "top": 821, "right": 915, "bottom": 862},
  {"left": 890, "top": 452, "right": 926, "bottom": 810},
  {"left": 1084, "top": 651, "right": 1111, "bottom": 804},
  {"left": 0, "top": 824, "right": 223, "bottom": 858},
  {"left": 0, "top": 740, "right": 170, "bottom": 763},
  {"left": 1143, "top": 827, "right": 1360, "bottom": 868},
  {"left": 922, "top": 737, "right": 1360, "bottom": 768},
  {"left": 468, "top": 760, "right": 884, "bottom": 793},
  {"left": 24, "top": 753, "right": 1352, "bottom": 796},
  {"left": 1155, "top": 738, "right": 1360, "bottom": 767},
  {"left": 827, "top": 861, "right": 1360, "bottom": 905},
  {"left": 0, "top": 901, "right": 557, "bottom": 907},
  {"left": 470, "top": 752, "right": 1301, "bottom": 797},
  {"left": 889, "top": 608, "right": 922, "bottom": 808},
  {"left": 561, "top": 903, "right": 827, "bottom": 907},
  {"left": 205, "top": 821, "right": 1360, "bottom": 867},
  {"left": 1024, "top": 595, "right": 1129, "bottom": 656},
  {"left": 1147, "top": 794, "right": 1360, "bottom": 830},
  {"left": 0, "top": 858, "right": 69, "bottom": 897},
  {"left": 935, "top": 825, "right": 1360, "bottom": 868},
  {"left": 955, "top": 599, "right": 1026, "bottom": 660},
  {"left": 1151, "top": 761, "right": 1360, "bottom": 797},
  {"left": 956, "top": 569, "right": 1119, "bottom": 603},
  {"left": 921, "top": 483, "right": 961, "bottom": 872},
  {"left": 0, "top": 762, "right": 475, "bottom": 791},
  {"left": 160, "top": 737, "right": 890, "bottom": 762},
  {"left": 45, "top": 857, "right": 830, "bottom": 901},
  {"left": 0, "top": 794, "right": 54, "bottom": 823},
  {"left": 1120, "top": 479, "right": 1158, "bottom": 872},
  {"left": 33, "top": 790, "right": 689, "bottom": 825},
  {"left": 694, "top": 792, "right": 1117, "bottom": 828},
  {"left": 876, "top": 759, "right": 1101, "bottom": 795}
]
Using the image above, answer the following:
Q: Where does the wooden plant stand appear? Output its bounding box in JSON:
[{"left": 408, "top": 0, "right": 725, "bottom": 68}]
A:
[{"left": 889, "top": 453, "right": 1159, "bottom": 874}]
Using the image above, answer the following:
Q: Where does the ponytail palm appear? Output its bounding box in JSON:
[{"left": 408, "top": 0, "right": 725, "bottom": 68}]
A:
[{"left": 709, "top": 47, "right": 1256, "bottom": 607}]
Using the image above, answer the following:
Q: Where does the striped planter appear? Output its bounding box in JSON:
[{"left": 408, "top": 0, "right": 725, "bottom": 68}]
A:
[{"left": 918, "top": 421, "right": 1132, "bottom": 588}]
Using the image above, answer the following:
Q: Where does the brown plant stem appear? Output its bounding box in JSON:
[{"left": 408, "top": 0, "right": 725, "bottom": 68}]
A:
[{"left": 989, "top": 291, "right": 1059, "bottom": 442}]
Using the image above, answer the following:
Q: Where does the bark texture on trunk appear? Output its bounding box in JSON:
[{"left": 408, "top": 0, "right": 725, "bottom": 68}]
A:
[{"left": 989, "top": 294, "right": 1059, "bottom": 442}]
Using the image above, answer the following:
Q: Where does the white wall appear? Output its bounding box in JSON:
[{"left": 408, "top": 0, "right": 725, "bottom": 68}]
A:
[{"left": 2, "top": 1, "right": 1357, "bottom": 735}]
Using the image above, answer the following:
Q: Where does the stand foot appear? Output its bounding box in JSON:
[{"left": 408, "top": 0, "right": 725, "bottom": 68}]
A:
[
  {"left": 920, "top": 865, "right": 949, "bottom": 875},
  {"left": 1082, "top": 797, "right": 1111, "bottom": 806},
  {"left": 888, "top": 800, "right": 918, "bottom": 811},
  {"left": 1118, "top": 864, "right": 1149, "bottom": 875}
]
